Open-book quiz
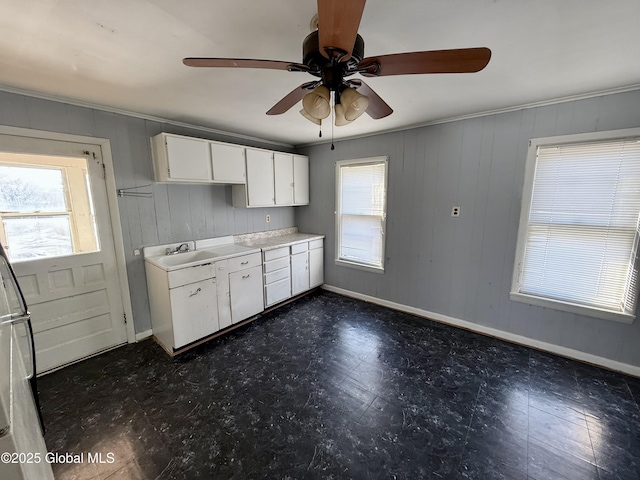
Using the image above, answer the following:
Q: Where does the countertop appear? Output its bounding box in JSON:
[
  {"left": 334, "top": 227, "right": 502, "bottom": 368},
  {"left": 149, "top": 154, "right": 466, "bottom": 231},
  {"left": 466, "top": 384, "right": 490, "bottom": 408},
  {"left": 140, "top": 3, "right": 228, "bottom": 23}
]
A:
[
  {"left": 235, "top": 232, "right": 324, "bottom": 251},
  {"left": 143, "top": 229, "right": 324, "bottom": 272}
]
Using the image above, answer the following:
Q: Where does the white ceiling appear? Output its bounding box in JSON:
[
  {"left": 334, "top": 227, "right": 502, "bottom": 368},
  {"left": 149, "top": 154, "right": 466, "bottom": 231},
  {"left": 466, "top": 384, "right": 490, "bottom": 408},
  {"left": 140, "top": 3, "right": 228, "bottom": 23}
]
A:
[{"left": 1, "top": 0, "right": 639, "bottom": 147}]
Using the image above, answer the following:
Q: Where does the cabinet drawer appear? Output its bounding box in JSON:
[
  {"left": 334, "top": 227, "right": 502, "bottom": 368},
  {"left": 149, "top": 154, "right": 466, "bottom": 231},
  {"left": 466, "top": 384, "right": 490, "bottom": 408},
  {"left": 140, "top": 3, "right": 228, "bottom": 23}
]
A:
[
  {"left": 228, "top": 252, "right": 262, "bottom": 273},
  {"left": 309, "top": 239, "right": 323, "bottom": 250},
  {"left": 168, "top": 262, "right": 216, "bottom": 289},
  {"left": 265, "top": 278, "right": 291, "bottom": 307},
  {"left": 264, "top": 265, "right": 290, "bottom": 285},
  {"left": 291, "top": 242, "right": 308, "bottom": 254},
  {"left": 263, "top": 246, "right": 289, "bottom": 262},
  {"left": 263, "top": 256, "right": 289, "bottom": 273}
]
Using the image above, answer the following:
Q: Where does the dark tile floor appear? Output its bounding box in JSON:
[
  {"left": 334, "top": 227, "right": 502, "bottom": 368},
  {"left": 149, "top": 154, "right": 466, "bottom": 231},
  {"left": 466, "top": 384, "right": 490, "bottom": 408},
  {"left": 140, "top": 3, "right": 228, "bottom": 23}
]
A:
[{"left": 39, "top": 291, "right": 640, "bottom": 479}]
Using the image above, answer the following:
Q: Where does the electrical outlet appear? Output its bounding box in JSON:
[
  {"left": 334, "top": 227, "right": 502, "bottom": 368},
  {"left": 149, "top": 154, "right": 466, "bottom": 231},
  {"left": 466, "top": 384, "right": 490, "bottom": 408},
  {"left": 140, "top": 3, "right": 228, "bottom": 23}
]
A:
[
  {"left": 451, "top": 206, "right": 461, "bottom": 217},
  {"left": 265, "top": 214, "right": 271, "bottom": 223},
  {"left": 133, "top": 249, "right": 141, "bottom": 256}
]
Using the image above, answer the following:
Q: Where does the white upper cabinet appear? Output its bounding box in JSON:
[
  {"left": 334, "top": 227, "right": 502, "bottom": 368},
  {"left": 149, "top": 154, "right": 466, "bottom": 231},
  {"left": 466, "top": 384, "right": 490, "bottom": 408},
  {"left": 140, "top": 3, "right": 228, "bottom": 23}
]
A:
[
  {"left": 233, "top": 151, "right": 310, "bottom": 208},
  {"left": 152, "top": 132, "right": 309, "bottom": 207},
  {"left": 293, "top": 155, "right": 309, "bottom": 205},
  {"left": 274, "top": 153, "right": 294, "bottom": 205},
  {"left": 245, "top": 148, "right": 275, "bottom": 207},
  {"left": 151, "top": 133, "right": 212, "bottom": 183},
  {"left": 210, "top": 141, "right": 246, "bottom": 184}
]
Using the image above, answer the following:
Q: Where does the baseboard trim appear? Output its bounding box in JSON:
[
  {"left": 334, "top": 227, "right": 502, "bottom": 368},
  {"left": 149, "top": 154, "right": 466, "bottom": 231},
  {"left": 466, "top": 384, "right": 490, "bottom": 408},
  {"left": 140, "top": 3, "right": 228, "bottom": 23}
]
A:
[
  {"left": 135, "top": 329, "right": 153, "bottom": 342},
  {"left": 322, "top": 285, "right": 640, "bottom": 378}
]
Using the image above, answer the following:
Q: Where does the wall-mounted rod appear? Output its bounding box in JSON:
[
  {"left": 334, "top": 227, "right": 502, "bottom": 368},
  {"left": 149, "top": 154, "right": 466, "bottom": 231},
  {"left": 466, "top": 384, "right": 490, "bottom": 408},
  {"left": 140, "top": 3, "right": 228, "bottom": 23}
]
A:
[{"left": 118, "top": 184, "right": 153, "bottom": 198}]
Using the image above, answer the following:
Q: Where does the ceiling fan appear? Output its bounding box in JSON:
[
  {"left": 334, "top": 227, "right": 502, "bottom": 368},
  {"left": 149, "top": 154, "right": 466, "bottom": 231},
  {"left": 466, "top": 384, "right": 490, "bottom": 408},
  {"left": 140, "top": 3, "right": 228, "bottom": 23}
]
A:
[{"left": 183, "top": 0, "right": 491, "bottom": 127}]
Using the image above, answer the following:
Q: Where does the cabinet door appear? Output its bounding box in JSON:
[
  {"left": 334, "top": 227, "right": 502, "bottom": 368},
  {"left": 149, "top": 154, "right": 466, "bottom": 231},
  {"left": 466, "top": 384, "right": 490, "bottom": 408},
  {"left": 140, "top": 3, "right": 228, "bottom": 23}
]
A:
[
  {"left": 165, "top": 135, "right": 212, "bottom": 182},
  {"left": 214, "top": 260, "right": 232, "bottom": 330},
  {"left": 274, "top": 152, "right": 294, "bottom": 205},
  {"left": 229, "top": 265, "right": 264, "bottom": 323},
  {"left": 293, "top": 155, "right": 309, "bottom": 205},
  {"left": 291, "top": 252, "right": 309, "bottom": 296},
  {"left": 309, "top": 246, "right": 324, "bottom": 288},
  {"left": 245, "top": 149, "right": 275, "bottom": 206},
  {"left": 211, "top": 142, "right": 246, "bottom": 183},
  {"left": 170, "top": 278, "right": 218, "bottom": 348}
]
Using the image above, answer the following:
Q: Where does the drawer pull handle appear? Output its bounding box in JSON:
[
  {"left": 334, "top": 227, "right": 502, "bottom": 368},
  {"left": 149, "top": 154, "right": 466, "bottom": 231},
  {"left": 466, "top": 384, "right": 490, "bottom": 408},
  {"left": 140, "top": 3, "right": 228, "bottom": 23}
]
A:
[
  {"left": 189, "top": 288, "right": 202, "bottom": 297},
  {"left": 241, "top": 261, "right": 250, "bottom": 265},
  {"left": 242, "top": 274, "right": 251, "bottom": 279}
]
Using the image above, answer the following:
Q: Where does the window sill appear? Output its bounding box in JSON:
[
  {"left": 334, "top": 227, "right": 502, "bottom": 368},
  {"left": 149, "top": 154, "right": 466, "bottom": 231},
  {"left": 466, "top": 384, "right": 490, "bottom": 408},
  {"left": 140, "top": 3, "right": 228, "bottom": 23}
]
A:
[
  {"left": 509, "top": 292, "right": 635, "bottom": 324},
  {"left": 335, "top": 258, "right": 385, "bottom": 274}
]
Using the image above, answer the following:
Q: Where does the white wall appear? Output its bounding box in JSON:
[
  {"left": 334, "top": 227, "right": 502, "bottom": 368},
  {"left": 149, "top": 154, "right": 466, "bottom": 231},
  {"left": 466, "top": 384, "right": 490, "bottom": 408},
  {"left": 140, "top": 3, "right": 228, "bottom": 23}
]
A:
[
  {"left": 297, "top": 89, "right": 640, "bottom": 369},
  {"left": 0, "top": 90, "right": 296, "bottom": 333}
]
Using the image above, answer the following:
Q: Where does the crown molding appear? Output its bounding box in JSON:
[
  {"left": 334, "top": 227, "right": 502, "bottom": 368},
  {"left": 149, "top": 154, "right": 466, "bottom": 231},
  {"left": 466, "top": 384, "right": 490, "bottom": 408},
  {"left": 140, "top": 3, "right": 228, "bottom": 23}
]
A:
[{"left": 0, "top": 83, "right": 294, "bottom": 149}]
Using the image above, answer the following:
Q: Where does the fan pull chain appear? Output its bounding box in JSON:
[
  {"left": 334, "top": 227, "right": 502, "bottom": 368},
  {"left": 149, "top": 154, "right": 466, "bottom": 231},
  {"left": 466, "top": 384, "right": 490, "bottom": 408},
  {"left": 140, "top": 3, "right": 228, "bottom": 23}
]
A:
[
  {"left": 331, "top": 103, "right": 335, "bottom": 150},
  {"left": 319, "top": 119, "right": 322, "bottom": 138}
]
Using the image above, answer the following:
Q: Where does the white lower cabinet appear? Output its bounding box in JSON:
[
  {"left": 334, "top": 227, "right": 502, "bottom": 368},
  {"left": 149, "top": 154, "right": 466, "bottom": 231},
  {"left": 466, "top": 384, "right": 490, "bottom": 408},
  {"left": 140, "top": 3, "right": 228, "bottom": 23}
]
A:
[
  {"left": 146, "top": 250, "right": 264, "bottom": 352},
  {"left": 230, "top": 265, "right": 264, "bottom": 322},
  {"left": 170, "top": 278, "right": 218, "bottom": 349},
  {"left": 146, "top": 261, "right": 220, "bottom": 351},
  {"left": 262, "top": 238, "right": 324, "bottom": 308},
  {"left": 309, "top": 239, "right": 324, "bottom": 288},
  {"left": 214, "top": 259, "right": 232, "bottom": 330},
  {"left": 146, "top": 238, "right": 322, "bottom": 353},
  {"left": 291, "top": 242, "right": 310, "bottom": 296},
  {"left": 216, "top": 253, "right": 264, "bottom": 325}
]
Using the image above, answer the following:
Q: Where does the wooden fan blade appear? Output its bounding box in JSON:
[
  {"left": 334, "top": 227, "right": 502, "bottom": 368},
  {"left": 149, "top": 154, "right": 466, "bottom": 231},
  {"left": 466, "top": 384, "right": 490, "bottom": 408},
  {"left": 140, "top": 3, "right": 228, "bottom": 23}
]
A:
[
  {"left": 350, "top": 80, "right": 393, "bottom": 119},
  {"left": 266, "top": 83, "right": 317, "bottom": 115},
  {"left": 183, "top": 58, "right": 303, "bottom": 71},
  {"left": 317, "top": 0, "right": 366, "bottom": 61},
  {"left": 358, "top": 47, "right": 491, "bottom": 77}
]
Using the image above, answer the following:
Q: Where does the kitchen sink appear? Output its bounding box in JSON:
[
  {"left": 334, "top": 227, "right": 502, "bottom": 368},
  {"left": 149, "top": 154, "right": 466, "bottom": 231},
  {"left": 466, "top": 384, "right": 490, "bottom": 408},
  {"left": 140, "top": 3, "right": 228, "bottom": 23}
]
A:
[{"left": 146, "top": 250, "right": 220, "bottom": 270}]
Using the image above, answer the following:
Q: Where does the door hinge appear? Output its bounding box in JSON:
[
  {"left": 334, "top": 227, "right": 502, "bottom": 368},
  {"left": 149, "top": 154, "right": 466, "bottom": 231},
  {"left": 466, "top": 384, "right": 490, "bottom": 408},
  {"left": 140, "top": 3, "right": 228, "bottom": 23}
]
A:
[
  {"left": 123, "top": 313, "right": 127, "bottom": 324},
  {"left": 102, "top": 162, "right": 106, "bottom": 180}
]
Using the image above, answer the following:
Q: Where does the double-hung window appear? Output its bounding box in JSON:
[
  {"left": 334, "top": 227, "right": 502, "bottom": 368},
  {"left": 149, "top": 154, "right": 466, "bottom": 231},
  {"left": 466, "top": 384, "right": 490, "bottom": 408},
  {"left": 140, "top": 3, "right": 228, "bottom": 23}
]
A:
[
  {"left": 335, "top": 157, "right": 388, "bottom": 272},
  {"left": 511, "top": 129, "right": 640, "bottom": 323}
]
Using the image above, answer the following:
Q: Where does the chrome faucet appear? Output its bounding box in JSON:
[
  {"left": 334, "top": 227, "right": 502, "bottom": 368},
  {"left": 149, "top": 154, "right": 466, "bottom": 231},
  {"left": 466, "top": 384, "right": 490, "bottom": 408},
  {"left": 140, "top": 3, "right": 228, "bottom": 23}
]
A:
[{"left": 165, "top": 243, "right": 190, "bottom": 255}]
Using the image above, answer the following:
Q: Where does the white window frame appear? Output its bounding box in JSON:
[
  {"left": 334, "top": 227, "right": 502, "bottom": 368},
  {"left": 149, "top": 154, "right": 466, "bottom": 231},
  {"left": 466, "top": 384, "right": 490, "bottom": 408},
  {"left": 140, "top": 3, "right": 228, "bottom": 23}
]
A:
[
  {"left": 0, "top": 159, "right": 99, "bottom": 260},
  {"left": 335, "top": 156, "right": 388, "bottom": 273},
  {"left": 511, "top": 127, "right": 640, "bottom": 324}
]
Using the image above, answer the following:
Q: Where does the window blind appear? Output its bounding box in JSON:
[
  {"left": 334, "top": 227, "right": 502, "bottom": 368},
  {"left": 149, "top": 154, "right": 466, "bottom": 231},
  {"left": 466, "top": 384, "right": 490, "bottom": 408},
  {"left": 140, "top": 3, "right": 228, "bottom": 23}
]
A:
[
  {"left": 337, "top": 161, "right": 386, "bottom": 268},
  {"left": 519, "top": 137, "right": 640, "bottom": 315}
]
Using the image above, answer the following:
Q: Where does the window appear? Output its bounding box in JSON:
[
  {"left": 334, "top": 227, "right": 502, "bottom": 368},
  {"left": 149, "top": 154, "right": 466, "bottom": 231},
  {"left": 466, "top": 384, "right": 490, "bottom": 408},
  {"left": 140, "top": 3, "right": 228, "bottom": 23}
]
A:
[
  {"left": 335, "top": 157, "right": 388, "bottom": 272},
  {"left": 511, "top": 129, "right": 640, "bottom": 323},
  {"left": 0, "top": 153, "right": 99, "bottom": 262}
]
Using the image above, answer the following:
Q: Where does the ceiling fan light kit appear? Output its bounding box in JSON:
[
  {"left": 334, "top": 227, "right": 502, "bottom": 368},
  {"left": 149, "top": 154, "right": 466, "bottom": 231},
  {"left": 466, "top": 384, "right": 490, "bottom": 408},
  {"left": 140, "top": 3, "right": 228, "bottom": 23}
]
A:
[
  {"left": 183, "top": 0, "right": 491, "bottom": 131},
  {"left": 302, "top": 85, "right": 331, "bottom": 120},
  {"left": 299, "top": 108, "right": 321, "bottom": 125},
  {"left": 334, "top": 103, "right": 353, "bottom": 127},
  {"left": 339, "top": 87, "right": 370, "bottom": 121}
]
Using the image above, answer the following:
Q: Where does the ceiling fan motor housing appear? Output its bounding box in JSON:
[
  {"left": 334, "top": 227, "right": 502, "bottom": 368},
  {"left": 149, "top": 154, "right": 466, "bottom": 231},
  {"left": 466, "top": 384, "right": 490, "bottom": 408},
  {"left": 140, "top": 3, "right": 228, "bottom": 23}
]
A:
[{"left": 303, "top": 31, "right": 365, "bottom": 90}]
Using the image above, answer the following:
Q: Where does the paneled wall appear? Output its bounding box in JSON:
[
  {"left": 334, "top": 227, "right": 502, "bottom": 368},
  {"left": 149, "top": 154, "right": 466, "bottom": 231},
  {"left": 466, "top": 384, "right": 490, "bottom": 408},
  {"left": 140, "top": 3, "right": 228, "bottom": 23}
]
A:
[
  {"left": 0, "top": 90, "right": 296, "bottom": 333},
  {"left": 297, "top": 89, "right": 640, "bottom": 368}
]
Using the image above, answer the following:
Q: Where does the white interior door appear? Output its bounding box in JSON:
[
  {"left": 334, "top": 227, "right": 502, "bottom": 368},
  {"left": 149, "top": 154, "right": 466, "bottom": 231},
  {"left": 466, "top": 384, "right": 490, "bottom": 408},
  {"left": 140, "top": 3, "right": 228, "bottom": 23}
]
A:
[{"left": 0, "top": 134, "right": 128, "bottom": 373}]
